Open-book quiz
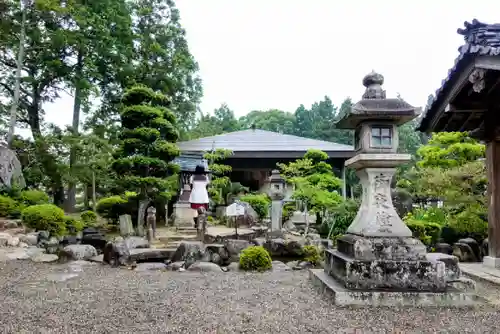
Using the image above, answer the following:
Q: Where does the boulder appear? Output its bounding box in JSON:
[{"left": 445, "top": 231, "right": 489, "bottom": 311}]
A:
[
  {"left": 81, "top": 233, "right": 107, "bottom": 252},
  {"left": 453, "top": 238, "right": 480, "bottom": 262},
  {"left": 59, "top": 244, "right": 98, "bottom": 261},
  {"left": 4, "top": 220, "right": 18, "bottom": 229},
  {"left": 271, "top": 260, "right": 291, "bottom": 272},
  {"left": 60, "top": 235, "right": 79, "bottom": 246},
  {"left": 103, "top": 240, "right": 131, "bottom": 266},
  {"left": 31, "top": 253, "right": 58, "bottom": 263},
  {"left": 264, "top": 238, "right": 287, "bottom": 256},
  {"left": 306, "top": 233, "right": 321, "bottom": 240},
  {"left": 223, "top": 239, "right": 251, "bottom": 261},
  {"left": 7, "top": 236, "right": 19, "bottom": 247},
  {"left": 292, "top": 261, "right": 313, "bottom": 270},
  {"left": 426, "top": 253, "right": 460, "bottom": 281},
  {"left": 171, "top": 241, "right": 206, "bottom": 268},
  {"left": 458, "top": 238, "right": 481, "bottom": 259},
  {"left": 124, "top": 236, "right": 149, "bottom": 249},
  {"left": 226, "top": 262, "right": 240, "bottom": 271},
  {"left": 0, "top": 232, "right": 12, "bottom": 247},
  {"left": 37, "top": 231, "right": 50, "bottom": 242},
  {"left": 482, "top": 238, "right": 488, "bottom": 257},
  {"left": 204, "top": 244, "right": 228, "bottom": 265},
  {"left": 43, "top": 237, "right": 60, "bottom": 254},
  {"left": 251, "top": 238, "right": 266, "bottom": 247},
  {"left": 167, "top": 261, "right": 185, "bottom": 271},
  {"left": 434, "top": 242, "right": 453, "bottom": 255},
  {"left": 187, "top": 261, "right": 223, "bottom": 273},
  {"left": 20, "top": 233, "right": 38, "bottom": 246}
]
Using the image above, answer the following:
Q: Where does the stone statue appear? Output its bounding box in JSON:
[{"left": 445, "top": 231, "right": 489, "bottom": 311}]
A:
[
  {"left": 146, "top": 206, "right": 156, "bottom": 242},
  {"left": 0, "top": 143, "right": 25, "bottom": 188},
  {"left": 196, "top": 206, "right": 207, "bottom": 242}
]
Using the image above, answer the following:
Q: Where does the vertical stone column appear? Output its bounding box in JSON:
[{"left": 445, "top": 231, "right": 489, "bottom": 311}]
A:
[
  {"left": 484, "top": 140, "right": 500, "bottom": 268},
  {"left": 341, "top": 165, "right": 347, "bottom": 199}
]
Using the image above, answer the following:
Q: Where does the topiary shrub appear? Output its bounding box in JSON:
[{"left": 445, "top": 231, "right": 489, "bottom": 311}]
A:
[
  {"left": 19, "top": 190, "right": 49, "bottom": 206},
  {"left": 405, "top": 219, "right": 442, "bottom": 246},
  {"left": 21, "top": 204, "right": 66, "bottom": 236},
  {"left": 303, "top": 245, "right": 322, "bottom": 266},
  {"left": 96, "top": 196, "right": 128, "bottom": 223},
  {"left": 239, "top": 193, "right": 270, "bottom": 220},
  {"left": 81, "top": 210, "right": 97, "bottom": 225},
  {"left": 239, "top": 246, "right": 272, "bottom": 271},
  {"left": 63, "top": 216, "right": 85, "bottom": 234},
  {"left": 0, "top": 195, "right": 19, "bottom": 218}
]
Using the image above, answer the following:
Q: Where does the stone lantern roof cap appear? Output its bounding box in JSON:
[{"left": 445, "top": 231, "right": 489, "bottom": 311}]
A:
[
  {"left": 268, "top": 169, "right": 284, "bottom": 183},
  {"left": 335, "top": 71, "right": 419, "bottom": 129}
]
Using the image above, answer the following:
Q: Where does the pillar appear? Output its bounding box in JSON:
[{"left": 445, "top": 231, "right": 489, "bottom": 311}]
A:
[
  {"left": 341, "top": 165, "right": 347, "bottom": 199},
  {"left": 484, "top": 140, "right": 500, "bottom": 268}
]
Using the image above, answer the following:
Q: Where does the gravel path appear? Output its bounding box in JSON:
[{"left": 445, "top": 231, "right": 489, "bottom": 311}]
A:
[{"left": 1, "top": 261, "right": 500, "bottom": 333}]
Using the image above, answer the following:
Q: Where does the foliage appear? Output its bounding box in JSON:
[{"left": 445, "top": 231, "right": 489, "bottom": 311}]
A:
[
  {"left": 63, "top": 216, "right": 85, "bottom": 234},
  {"left": 21, "top": 204, "right": 66, "bottom": 236},
  {"left": 239, "top": 193, "right": 271, "bottom": 219},
  {"left": 112, "top": 85, "right": 180, "bottom": 203},
  {"left": 0, "top": 195, "right": 19, "bottom": 218},
  {"left": 239, "top": 246, "right": 272, "bottom": 272},
  {"left": 279, "top": 150, "right": 343, "bottom": 220},
  {"left": 81, "top": 210, "right": 98, "bottom": 225},
  {"left": 303, "top": 245, "right": 322, "bottom": 266},
  {"left": 222, "top": 182, "right": 249, "bottom": 206},
  {"left": 203, "top": 148, "right": 233, "bottom": 205},
  {"left": 404, "top": 217, "right": 442, "bottom": 246},
  {"left": 320, "top": 199, "right": 359, "bottom": 237},
  {"left": 19, "top": 190, "right": 49, "bottom": 206},
  {"left": 96, "top": 196, "right": 128, "bottom": 223}
]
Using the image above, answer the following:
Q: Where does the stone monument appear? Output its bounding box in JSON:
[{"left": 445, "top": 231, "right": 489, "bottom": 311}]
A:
[
  {"left": 309, "top": 71, "right": 481, "bottom": 307},
  {"left": 267, "top": 170, "right": 285, "bottom": 232},
  {"left": 173, "top": 183, "right": 197, "bottom": 227}
]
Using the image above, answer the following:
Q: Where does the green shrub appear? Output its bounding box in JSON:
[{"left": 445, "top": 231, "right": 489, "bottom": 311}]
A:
[
  {"left": 0, "top": 195, "right": 19, "bottom": 218},
  {"left": 63, "top": 216, "right": 85, "bottom": 233},
  {"left": 239, "top": 246, "right": 272, "bottom": 271},
  {"left": 303, "top": 245, "right": 322, "bottom": 266},
  {"left": 96, "top": 196, "right": 128, "bottom": 223},
  {"left": 19, "top": 190, "right": 49, "bottom": 206},
  {"left": 239, "top": 193, "right": 270, "bottom": 219},
  {"left": 21, "top": 204, "right": 66, "bottom": 236},
  {"left": 320, "top": 199, "right": 359, "bottom": 237},
  {"left": 207, "top": 215, "right": 213, "bottom": 222},
  {"left": 405, "top": 219, "right": 442, "bottom": 246},
  {"left": 81, "top": 210, "right": 97, "bottom": 225}
]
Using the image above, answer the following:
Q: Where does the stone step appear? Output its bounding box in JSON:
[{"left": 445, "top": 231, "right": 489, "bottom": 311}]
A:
[
  {"left": 175, "top": 227, "right": 198, "bottom": 235},
  {"left": 159, "top": 234, "right": 199, "bottom": 242}
]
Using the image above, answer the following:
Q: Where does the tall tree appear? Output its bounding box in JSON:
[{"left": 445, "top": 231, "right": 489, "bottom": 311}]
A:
[{"left": 239, "top": 109, "right": 295, "bottom": 134}]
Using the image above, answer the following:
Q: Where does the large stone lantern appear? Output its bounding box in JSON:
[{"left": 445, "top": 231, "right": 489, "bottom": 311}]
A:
[
  {"left": 267, "top": 169, "right": 285, "bottom": 231},
  {"left": 310, "top": 71, "right": 479, "bottom": 306}
]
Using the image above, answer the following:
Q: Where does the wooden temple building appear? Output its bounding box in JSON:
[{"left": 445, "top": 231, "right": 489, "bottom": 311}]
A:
[
  {"left": 418, "top": 19, "right": 500, "bottom": 268},
  {"left": 174, "top": 128, "right": 354, "bottom": 198}
]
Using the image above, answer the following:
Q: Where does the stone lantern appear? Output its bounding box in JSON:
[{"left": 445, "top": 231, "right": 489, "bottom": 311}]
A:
[
  {"left": 267, "top": 169, "right": 285, "bottom": 231},
  {"left": 309, "top": 71, "right": 477, "bottom": 306}
]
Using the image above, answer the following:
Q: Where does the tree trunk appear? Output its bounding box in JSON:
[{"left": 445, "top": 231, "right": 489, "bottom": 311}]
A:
[
  {"left": 66, "top": 50, "right": 84, "bottom": 212},
  {"left": 7, "top": 1, "right": 27, "bottom": 148},
  {"left": 92, "top": 171, "right": 97, "bottom": 212},
  {"left": 83, "top": 183, "right": 89, "bottom": 209},
  {"left": 304, "top": 202, "right": 310, "bottom": 235}
]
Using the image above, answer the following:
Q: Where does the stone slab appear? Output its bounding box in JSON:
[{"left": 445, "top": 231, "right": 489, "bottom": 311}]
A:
[
  {"left": 460, "top": 262, "right": 500, "bottom": 286},
  {"left": 129, "top": 248, "right": 174, "bottom": 262},
  {"left": 325, "top": 249, "right": 447, "bottom": 292},
  {"left": 309, "top": 269, "right": 484, "bottom": 307}
]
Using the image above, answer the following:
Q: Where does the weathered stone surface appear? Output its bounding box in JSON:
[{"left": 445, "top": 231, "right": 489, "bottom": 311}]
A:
[
  {"left": 44, "top": 237, "right": 61, "bottom": 254},
  {"left": 171, "top": 241, "right": 205, "bottom": 267},
  {"left": 81, "top": 233, "right": 108, "bottom": 252},
  {"left": 226, "top": 262, "right": 240, "bottom": 271},
  {"left": 453, "top": 240, "right": 480, "bottom": 262},
  {"left": 271, "top": 260, "right": 291, "bottom": 272},
  {"left": 31, "top": 253, "right": 59, "bottom": 263},
  {"left": 482, "top": 238, "right": 488, "bottom": 257},
  {"left": 325, "top": 249, "right": 447, "bottom": 292},
  {"left": 187, "top": 261, "right": 223, "bottom": 272},
  {"left": 19, "top": 233, "right": 38, "bottom": 246},
  {"left": 60, "top": 235, "right": 78, "bottom": 246},
  {"left": 204, "top": 244, "right": 227, "bottom": 265},
  {"left": 435, "top": 242, "right": 453, "bottom": 255},
  {"left": 135, "top": 262, "right": 167, "bottom": 272},
  {"left": 103, "top": 240, "right": 130, "bottom": 266},
  {"left": 251, "top": 237, "right": 266, "bottom": 247},
  {"left": 337, "top": 234, "right": 426, "bottom": 261},
  {"left": 167, "top": 261, "right": 185, "bottom": 271},
  {"left": 223, "top": 239, "right": 251, "bottom": 261},
  {"left": 263, "top": 238, "right": 305, "bottom": 257},
  {"left": 123, "top": 236, "right": 149, "bottom": 249},
  {"left": 59, "top": 244, "right": 98, "bottom": 261},
  {"left": 128, "top": 248, "right": 172, "bottom": 262},
  {"left": 0, "top": 232, "right": 12, "bottom": 247},
  {"left": 426, "top": 253, "right": 460, "bottom": 281}
]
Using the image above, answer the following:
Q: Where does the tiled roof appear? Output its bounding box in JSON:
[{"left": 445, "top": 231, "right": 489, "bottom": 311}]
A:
[
  {"left": 172, "top": 153, "right": 209, "bottom": 172},
  {"left": 418, "top": 19, "right": 500, "bottom": 132},
  {"left": 177, "top": 129, "right": 354, "bottom": 153}
]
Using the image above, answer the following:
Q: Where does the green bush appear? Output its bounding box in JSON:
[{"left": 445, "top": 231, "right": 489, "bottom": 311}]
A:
[
  {"left": 0, "top": 195, "right": 20, "bottom": 218},
  {"left": 239, "top": 246, "right": 272, "bottom": 271},
  {"left": 81, "top": 210, "right": 97, "bottom": 225},
  {"left": 320, "top": 199, "right": 359, "bottom": 237},
  {"left": 96, "top": 196, "right": 128, "bottom": 223},
  {"left": 405, "top": 219, "right": 442, "bottom": 246},
  {"left": 239, "top": 193, "right": 270, "bottom": 219},
  {"left": 63, "top": 216, "right": 85, "bottom": 233},
  {"left": 21, "top": 204, "right": 66, "bottom": 236},
  {"left": 19, "top": 190, "right": 49, "bottom": 206},
  {"left": 303, "top": 245, "right": 322, "bottom": 266}
]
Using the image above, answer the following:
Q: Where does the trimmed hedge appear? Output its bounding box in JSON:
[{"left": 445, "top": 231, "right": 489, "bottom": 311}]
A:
[
  {"left": 21, "top": 204, "right": 66, "bottom": 236},
  {"left": 239, "top": 246, "right": 272, "bottom": 271}
]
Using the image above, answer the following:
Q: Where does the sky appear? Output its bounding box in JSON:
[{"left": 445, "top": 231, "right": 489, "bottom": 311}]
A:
[{"left": 41, "top": 0, "right": 500, "bottom": 130}]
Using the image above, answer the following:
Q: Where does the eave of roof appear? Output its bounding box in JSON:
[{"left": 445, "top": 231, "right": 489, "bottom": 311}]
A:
[{"left": 418, "top": 19, "right": 500, "bottom": 132}]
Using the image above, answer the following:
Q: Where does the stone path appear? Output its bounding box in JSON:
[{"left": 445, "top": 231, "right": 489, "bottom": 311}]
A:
[{"left": 1, "top": 261, "right": 500, "bottom": 333}]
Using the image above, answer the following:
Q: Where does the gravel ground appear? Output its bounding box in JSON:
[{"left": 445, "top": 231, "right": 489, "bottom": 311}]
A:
[{"left": 1, "top": 261, "right": 500, "bottom": 333}]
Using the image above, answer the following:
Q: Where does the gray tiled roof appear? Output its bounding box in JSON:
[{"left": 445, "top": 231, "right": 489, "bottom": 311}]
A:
[
  {"left": 177, "top": 129, "right": 353, "bottom": 153},
  {"left": 418, "top": 19, "right": 500, "bottom": 132},
  {"left": 172, "top": 153, "right": 209, "bottom": 172}
]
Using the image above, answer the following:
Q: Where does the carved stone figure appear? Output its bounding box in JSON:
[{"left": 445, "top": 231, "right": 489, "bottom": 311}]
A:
[
  {"left": 0, "top": 143, "right": 25, "bottom": 188},
  {"left": 146, "top": 206, "right": 157, "bottom": 240}
]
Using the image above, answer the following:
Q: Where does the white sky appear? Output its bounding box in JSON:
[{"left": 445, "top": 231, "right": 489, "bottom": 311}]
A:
[{"left": 41, "top": 0, "right": 500, "bottom": 131}]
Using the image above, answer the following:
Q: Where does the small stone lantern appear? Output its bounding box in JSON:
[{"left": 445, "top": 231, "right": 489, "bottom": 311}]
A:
[
  {"left": 267, "top": 169, "right": 285, "bottom": 201},
  {"left": 267, "top": 169, "right": 285, "bottom": 231}
]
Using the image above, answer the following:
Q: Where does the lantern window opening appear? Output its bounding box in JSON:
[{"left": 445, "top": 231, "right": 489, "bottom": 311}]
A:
[{"left": 370, "top": 126, "right": 393, "bottom": 148}]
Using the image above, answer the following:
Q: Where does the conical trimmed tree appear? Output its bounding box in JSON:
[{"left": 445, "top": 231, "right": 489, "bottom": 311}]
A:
[{"left": 112, "top": 85, "right": 181, "bottom": 225}]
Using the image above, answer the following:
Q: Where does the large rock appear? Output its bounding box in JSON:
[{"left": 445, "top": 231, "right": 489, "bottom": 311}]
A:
[
  {"left": 434, "top": 243, "right": 453, "bottom": 255},
  {"left": 171, "top": 241, "right": 206, "bottom": 267},
  {"left": 59, "top": 244, "right": 98, "bottom": 261},
  {"left": 123, "top": 236, "right": 149, "bottom": 249},
  {"left": 81, "top": 233, "right": 107, "bottom": 252},
  {"left": 20, "top": 233, "right": 38, "bottom": 246},
  {"left": 264, "top": 238, "right": 305, "bottom": 257},
  {"left": 128, "top": 248, "right": 172, "bottom": 263},
  {"left": 426, "top": 253, "right": 460, "bottom": 281},
  {"left": 43, "top": 237, "right": 61, "bottom": 254},
  {"left": 0, "top": 232, "right": 12, "bottom": 247},
  {"left": 453, "top": 239, "right": 480, "bottom": 262},
  {"left": 103, "top": 239, "right": 132, "bottom": 266},
  {"left": 223, "top": 239, "right": 251, "bottom": 261},
  {"left": 31, "top": 253, "right": 58, "bottom": 263},
  {"left": 187, "top": 261, "right": 223, "bottom": 272},
  {"left": 60, "top": 235, "right": 79, "bottom": 246},
  {"left": 205, "top": 244, "right": 229, "bottom": 265}
]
